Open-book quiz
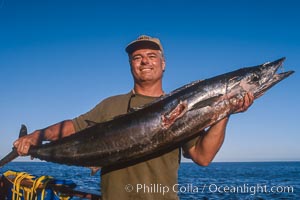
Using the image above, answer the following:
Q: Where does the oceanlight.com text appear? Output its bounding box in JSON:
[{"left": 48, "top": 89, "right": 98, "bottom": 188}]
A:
[
  {"left": 207, "top": 183, "right": 294, "bottom": 195},
  {"left": 124, "top": 183, "right": 294, "bottom": 196}
]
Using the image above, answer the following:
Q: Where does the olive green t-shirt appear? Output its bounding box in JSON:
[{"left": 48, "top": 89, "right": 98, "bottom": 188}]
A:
[{"left": 72, "top": 91, "right": 198, "bottom": 200}]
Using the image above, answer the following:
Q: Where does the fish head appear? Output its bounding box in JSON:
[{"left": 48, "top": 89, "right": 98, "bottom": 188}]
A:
[{"left": 231, "top": 57, "right": 294, "bottom": 99}]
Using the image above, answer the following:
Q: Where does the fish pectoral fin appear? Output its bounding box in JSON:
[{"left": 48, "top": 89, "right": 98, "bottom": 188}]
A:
[
  {"left": 89, "top": 166, "right": 101, "bottom": 176},
  {"left": 161, "top": 100, "right": 188, "bottom": 129},
  {"left": 190, "top": 95, "right": 222, "bottom": 110}
]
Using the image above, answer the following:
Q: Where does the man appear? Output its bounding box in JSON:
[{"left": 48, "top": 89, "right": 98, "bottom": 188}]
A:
[{"left": 14, "top": 35, "right": 253, "bottom": 199}]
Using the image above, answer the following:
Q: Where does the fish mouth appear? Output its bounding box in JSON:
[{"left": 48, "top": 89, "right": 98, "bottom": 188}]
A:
[{"left": 254, "top": 57, "right": 295, "bottom": 98}]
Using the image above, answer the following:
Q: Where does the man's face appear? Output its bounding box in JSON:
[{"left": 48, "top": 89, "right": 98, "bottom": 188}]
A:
[{"left": 129, "top": 49, "right": 165, "bottom": 84}]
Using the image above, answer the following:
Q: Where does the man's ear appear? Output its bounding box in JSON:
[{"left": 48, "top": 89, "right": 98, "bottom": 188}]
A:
[{"left": 162, "top": 60, "right": 166, "bottom": 72}]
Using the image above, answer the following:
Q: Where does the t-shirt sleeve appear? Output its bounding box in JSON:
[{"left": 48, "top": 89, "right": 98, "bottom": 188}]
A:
[
  {"left": 72, "top": 101, "right": 106, "bottom": 132},
  {"left": 72, "top": 93, "right": 131, "bottom": 132},
  {"left": 72, "top": 113, "right": 90, "bottom": 132}
]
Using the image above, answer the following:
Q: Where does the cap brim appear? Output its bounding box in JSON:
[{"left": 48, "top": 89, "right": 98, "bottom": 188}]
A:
[{"left": 126, "top": 40, "right": 161, "bottom": 54}]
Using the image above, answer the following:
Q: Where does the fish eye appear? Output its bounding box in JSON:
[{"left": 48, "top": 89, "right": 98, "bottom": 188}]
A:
[{"left": 251, "top": 74, "right": 260, "bottom": 82}]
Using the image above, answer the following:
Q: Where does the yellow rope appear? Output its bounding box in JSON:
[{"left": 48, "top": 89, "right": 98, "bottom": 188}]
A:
[
  {"left": 4, "top": 170, "right": 35, "bottom": 200},
  {"left": 3, "top": 170, "right": 72, "bottom": 200},
  {"left": 12, "top": 172, "right": 27, "bottom": 200},
  {"left": 30, "top": 175, "right": 52, "bottom": 200}
]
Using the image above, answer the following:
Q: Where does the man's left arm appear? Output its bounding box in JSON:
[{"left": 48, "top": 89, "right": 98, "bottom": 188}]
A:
[
  {"left": 185, "top": 92, "right": 254, "bottom": 166},
  {"left": 186, "top": 117, "right": 228, "bottom": 166}
]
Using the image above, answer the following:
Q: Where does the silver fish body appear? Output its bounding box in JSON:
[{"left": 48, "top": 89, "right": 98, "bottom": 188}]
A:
[{"left": 28, "top": 57, "right": 294, "bottom": 168}]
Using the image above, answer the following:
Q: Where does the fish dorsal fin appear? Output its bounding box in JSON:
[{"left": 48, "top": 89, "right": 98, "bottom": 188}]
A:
[
  {"left": 128, "top": 106, "right": 143, "bottom": 113},
  {"left": 85, "top": 120, "right": 98, "bottom": 127}
]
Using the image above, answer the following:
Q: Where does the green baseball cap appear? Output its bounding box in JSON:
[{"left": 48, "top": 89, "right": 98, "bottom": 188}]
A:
[{"left": 125, "top": 35, "right": 164, "bottom": 54}]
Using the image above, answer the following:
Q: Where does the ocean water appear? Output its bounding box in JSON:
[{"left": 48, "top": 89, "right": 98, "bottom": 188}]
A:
[
  {"left": 178, "top": 162, "right": 299, "bottom": 199},
  {"left": 1, "top": 161, "right": 299, "bottom": 199}
]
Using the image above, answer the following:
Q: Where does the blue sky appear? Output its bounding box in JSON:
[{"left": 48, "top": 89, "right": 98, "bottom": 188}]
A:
[{"left": 0, "top": 0, "right": 299, "bottom": 163}]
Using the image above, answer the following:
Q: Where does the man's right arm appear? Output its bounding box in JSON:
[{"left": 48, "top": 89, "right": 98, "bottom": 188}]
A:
[{"left": 13, "top": 120, "right": 75, "bottom": 156}]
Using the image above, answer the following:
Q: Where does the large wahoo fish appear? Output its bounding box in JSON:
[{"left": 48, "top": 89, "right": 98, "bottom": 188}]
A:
[{"left": 0, "top": 57, "right": 294, "bottom": 168}]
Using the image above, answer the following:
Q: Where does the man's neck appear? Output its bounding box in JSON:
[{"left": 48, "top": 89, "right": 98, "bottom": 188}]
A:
[{"left": 133, "top": 83, "right": 164, "bottom": 97}]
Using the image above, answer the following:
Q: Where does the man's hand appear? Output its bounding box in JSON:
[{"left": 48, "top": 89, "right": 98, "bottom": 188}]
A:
[
  {"left": 231, "top": 92, "right": 254, "bottom": 114},
  {"left": 13, "top": 120, "right": 76, "bottom": 156},
  {"left": 13, "top": 131, "right": 42, "bottom": 156}
]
